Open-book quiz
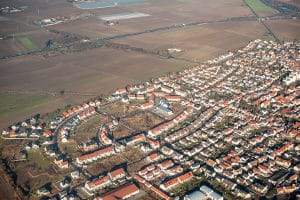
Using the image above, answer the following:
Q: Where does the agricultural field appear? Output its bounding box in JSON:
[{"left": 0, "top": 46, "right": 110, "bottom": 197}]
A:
[
  {"left": 0, "top": 48, "right": 189, "bottom": 128},
  {"left": 246, "top": 0, "right": 278, "bottom": 16},
  {"left": 0, "top": 93, "right": 55, "bottom": 125},
  {"left": 73, "top": 0, "right": 146, "bottom": 10},
  {"left": 114, "top": 20, "right": 267, "bottom": 62},
  {"left": 17, "top": 37, "right": 39, "bottom": 51},
  {"left": 50, "top": 0, "right": 252, "bottom": 38},
  {"left": 280, "top": 0, "right": 300, "bottom": 7},
  {"left": 266, "top": 19, "right": 300, "bottom": 41},
  {"left": 246, "top": 0, "right": 273, "bottom": 11},
  {"left": 0, "top": 30, "right": 56, "bottom": 56},
  {"left": 0, "top": 39, "right": 26, "bottom": 56}
]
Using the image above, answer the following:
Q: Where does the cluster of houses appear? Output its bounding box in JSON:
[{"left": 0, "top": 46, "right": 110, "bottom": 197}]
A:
[
  {"left": 113, "top": 74, "right": 190, "bottom": 117},
  {"left": 166, "top": 40, "right": 300, "bottom": 198},
  {"left": 82, "top": 167, "right": 127, "bottom": 195},
  {"left": 2, "top": 114, "right": 45, "bottom": 138},
  {"left": 3, "top": 39, "right": 300, "bottom": 200},
  {"left": 2, "top": 99, "right": 101, "bottom": 141},
  {"left": 57, "top": 100, "right": 99, "bottom": 143},
  {"left": 148, "top": 108, "right": 193, "bottom": 138},
  {"left": 34, "top": 14, "right": 91, "bottom": 27},
  {"left": 79, "top": 119, "right": 120, "bottom": 153},
  {"left": 79, "top": 167, "right": 140, "bottom": 200},
  {"left": 160, "top": 171, "right": 194, "bottom": 191},
  {"left": 98, "top": 121, "right": 118, "bottom": 145},
  {"left": 131, "top": 152, "right": 194, "bottom": 199},
  {"left": 0, "top": 5, "right": 25, "bottom": 13},
  {"left": 127, "top": 39, "right": 299, "bottom": 199},
  {"left": 208, "top": 51, "right": 234, "bottom": 64},
  {"left": 54, "top": 157, "right": 69, "bottom": 169},
  {"left": 132, "top": 174, "right": 170, "bottom": 200}
]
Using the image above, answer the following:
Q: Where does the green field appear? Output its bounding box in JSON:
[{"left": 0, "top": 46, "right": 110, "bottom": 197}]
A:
[
  {"left": 74, "top": 115, "right": 103, "bottom": 142},
  {"left": 27, "top": 150, "right": 50, "bottom": 170},
  {"left": 17, "top": 37, "right": 39, "bottom": 51},
  {"left": 0, "top": 93, "right": 52, "bottom": 121},
  {"left": 246, "top": 0, "right": 273, "bottom": 11}
]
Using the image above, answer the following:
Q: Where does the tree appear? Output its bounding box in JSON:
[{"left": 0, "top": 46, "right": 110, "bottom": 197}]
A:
[
  {"left": 46, "top": 40, "right": 54, "bottom": 48},
  {"left": 157, "top": 49, "right": 171, "bottom": 58},
  {"left": 145, "top": 115, "right": 152, "bottom": 126}
]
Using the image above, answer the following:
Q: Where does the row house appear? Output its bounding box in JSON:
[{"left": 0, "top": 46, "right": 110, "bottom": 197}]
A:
[
  {"left": 99, "top": 126, "right": 112, "bottom": 145},
  {"left": 85, "top": 175, "right": 111, "bottom": 192},
  {"left": 277, "top": 185, "right": 298, "bottom": 194},
  {"left": 160, "top": 171, "right": 194, "bottom": 191},
  {"left": 126, "top": 133, "right": 146, "bottom": 146},
  {"left": 108, "top": 168, "right": 126, "bottom": 181},
  {"left": 140, "top": 102, "right": 154, "bottom": 110},
  {"left": 76, "top": 145, "right": 115, "bottom": 165},
  {"left": 95, "top": 183, "right": 139, "bottom": 200}
]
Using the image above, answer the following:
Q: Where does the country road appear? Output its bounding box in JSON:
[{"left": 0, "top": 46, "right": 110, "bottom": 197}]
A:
[{"left": 243, "top": 0, "right": 280, "bottom": 42}]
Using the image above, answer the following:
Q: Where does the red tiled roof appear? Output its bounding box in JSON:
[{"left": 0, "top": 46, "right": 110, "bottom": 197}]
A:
[
  {"left": 178, "top": 171, "right": 194, "bottom": 182},
  {"left": 109, "top": 168, "right": 125, "bottom": 180},
  {"left": 258, "top": 164, "right": 268, "bottom": 172},
  {"left": 147, "top": 153, "right": 159, "bottom": 161},
  {"left": 165, "top": 95, "right": 181, "bottom": 101},
  {"left": 207, "top": 159, "right": 216, "bottom": 167},
  {"left": 77, "top": 146, "right": 114, "bottom": 162},
  {"left": 294, "top": 122, "right": 300, "bottom": 129},
  {"left": 152, "top": 91, "right": 167, "bottom": 97},
  {"left": 141, "top": 102, "right": 153, "bottom": 109},
  {"left": 139, "top": 168, "right": 147, "bottom": 175},
  {"left": 43, "top": 130, "right": 52, "bottom": 137},
  {"left": 168, "top": 165, "right": 183, "bottom": 173},
  {"left": 133, "top": 134, "right": 145, "bottom": 140},
  {"left": 160, "top": 160, "right": 174, "bottom": 169},
  {"left": 148, "top": 139, "right": 160, "bottom": 148},
  {"left": 132, "top": 174, "right": 145, "bottom": 183},
  {"left": 147, "top": 164, "right": 155, "bottom": 171},
  {"left": 151, "top": 186, "right": 170, "bottom": 199},
  {"left": 97, "top": 183, "right": 139, "bottom": 200},
  {"left": 163, "top": 178, "right": 178, "bottom": 188},
  {"left": 290, "top": 174, "right": 298, "bottom": 181},
  {"left": 87, "top": 175, "right": 110, "bottom": 189},
  {"left": 146, "top": 85, "right": 155, "bottom": 92}
]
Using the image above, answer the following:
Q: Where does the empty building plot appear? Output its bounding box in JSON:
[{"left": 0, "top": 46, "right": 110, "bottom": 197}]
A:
[{"left": 99, "top": 12, "right": 150, "bottom": 21}]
